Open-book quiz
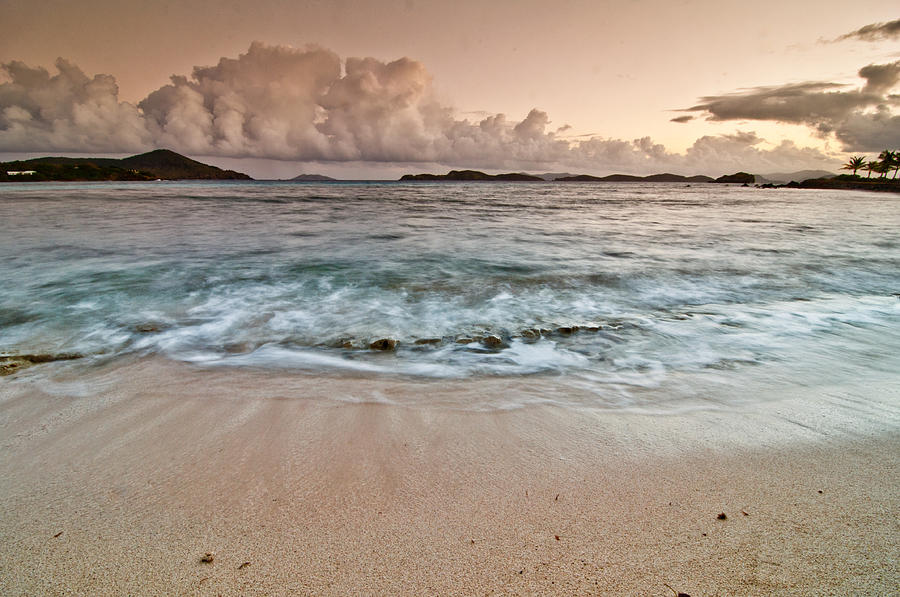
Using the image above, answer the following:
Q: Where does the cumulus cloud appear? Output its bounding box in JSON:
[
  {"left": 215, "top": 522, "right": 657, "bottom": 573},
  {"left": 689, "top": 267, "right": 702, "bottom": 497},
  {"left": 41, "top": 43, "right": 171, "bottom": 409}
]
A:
[
  {"left": 140, "top": 42, "right": 342, "bottom": 158},
  {"left": 0, "top": 58, "right": 151, "bottom": 152},
  {"left": 682, "top": 132, "right": 836, "bottom": 174},
  {"left": 833, "top": 18, "right": 900, "bottom": 42},
  {"left": 0, "top": 42, "right": 840, "bottom": 174},
  {"left": 681, "top": 60, "right": 900, "bottom": 151}
]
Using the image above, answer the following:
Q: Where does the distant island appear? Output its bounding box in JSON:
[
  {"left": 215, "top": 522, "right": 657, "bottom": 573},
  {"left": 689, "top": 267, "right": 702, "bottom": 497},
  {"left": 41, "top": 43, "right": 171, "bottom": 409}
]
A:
[
  {"left": 391, "top": 168, "right": 900, "bottom": 192},
  {"left": 289, "top": 174, "right": 337, "bottom": 181},
  {"left": 756, "top": 170, "right": 836, "bottom": 184},
  {"left": 400, "top": 170, "right": 544, "bottom": 181},
  {"left": 556, "top": 173, "right": 714, "bottom": 183},
  {"left": 1, "top": 149, "right": 252, "bottom": 182},
  {"left": 713, "top": 172, "right": 755, "bottom": 184},
  {"left": 400, "top": 169, "right": 716, "bottom": 183}
]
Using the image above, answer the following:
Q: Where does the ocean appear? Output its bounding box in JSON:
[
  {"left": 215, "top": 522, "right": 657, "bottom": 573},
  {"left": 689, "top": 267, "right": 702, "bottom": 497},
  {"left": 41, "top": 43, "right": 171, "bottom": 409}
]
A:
[{"left": 1, "top": 180, "right": 898, "bottom": 410}]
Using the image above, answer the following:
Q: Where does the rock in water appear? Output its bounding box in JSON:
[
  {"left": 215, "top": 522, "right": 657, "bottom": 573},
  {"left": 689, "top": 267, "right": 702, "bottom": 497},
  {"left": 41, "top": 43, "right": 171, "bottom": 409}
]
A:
[
  {"left": 369, "top": 338, "right": 397, "bottom": 351},
  {"left": 0, "top": 353, "right": 83, "bottom": 376},
  {"left": 483, "top": 335, "right": 504, "bottom": 348}
]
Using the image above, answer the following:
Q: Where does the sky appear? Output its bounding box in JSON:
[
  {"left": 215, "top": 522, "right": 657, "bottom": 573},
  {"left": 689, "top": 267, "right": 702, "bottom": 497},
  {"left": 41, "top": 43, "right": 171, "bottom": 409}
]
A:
[{"left": 1, "top": 0, "right": 898, "bottom": 178}]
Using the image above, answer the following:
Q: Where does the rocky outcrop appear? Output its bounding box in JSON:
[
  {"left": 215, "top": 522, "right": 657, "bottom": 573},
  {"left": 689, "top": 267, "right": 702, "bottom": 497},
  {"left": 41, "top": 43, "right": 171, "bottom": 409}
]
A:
[
  {"left": 795, "top": 177, "right": 900, "bottom": 193},
  {"left": 758, "top": 176, "right": 900, "bottom": 194}
]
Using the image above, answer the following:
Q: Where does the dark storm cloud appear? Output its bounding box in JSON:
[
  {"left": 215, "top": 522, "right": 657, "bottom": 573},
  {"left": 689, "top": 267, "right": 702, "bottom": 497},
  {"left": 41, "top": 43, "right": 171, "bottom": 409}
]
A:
[
  {"left": 832, "top": 107, "right": 900, "bottom": 151},
  {"left": 687, "top": 81, "right": 869, "bottom": 124},
  {"left": 683, "top": 60, "right": 900, "bottom": 151},
  {"left": 858, "top": 62, "right": 900, "bottom": 94},
  {"left": 833, "top": 18, "right": 900, "bottom": 42},
  {"left": 0, "top": 42, "right": 839, "bottom": 174}
]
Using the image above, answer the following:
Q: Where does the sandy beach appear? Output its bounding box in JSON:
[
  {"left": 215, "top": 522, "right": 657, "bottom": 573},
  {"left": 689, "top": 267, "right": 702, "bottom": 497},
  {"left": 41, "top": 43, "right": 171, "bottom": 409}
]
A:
[{"left": 1, "top": 357, "right": 898, "bottom": 596}]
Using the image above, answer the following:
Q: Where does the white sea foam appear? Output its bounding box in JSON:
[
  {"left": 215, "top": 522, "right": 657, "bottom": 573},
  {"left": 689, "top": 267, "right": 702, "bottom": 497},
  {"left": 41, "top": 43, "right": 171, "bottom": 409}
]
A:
[{"left": 2, "top": 182, "right": 898, "bottom": 410}]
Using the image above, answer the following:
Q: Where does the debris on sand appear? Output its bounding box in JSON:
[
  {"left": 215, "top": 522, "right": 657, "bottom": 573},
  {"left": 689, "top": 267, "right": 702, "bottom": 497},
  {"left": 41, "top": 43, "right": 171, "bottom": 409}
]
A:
[{"left": 665, "top": 583, "right": 691, "bottom": 597}]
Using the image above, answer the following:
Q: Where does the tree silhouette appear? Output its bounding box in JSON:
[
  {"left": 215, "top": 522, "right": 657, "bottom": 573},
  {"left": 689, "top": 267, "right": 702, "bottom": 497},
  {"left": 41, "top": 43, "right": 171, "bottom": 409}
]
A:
[
  {"left": 840, "top": 156, "right": 867, "bottom": 176},
  {"left": 890, "top": 151, "right": 900, "bottom": 180},
  {"left": 876, "top": 151, "right": 895, "bottom": 179}
]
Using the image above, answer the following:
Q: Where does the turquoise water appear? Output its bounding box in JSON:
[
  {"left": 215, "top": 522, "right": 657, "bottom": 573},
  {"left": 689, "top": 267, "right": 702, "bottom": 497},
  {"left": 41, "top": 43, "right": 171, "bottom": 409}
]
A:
[{"left": 2, "top": 180, "right": 898, "bottom": 408}]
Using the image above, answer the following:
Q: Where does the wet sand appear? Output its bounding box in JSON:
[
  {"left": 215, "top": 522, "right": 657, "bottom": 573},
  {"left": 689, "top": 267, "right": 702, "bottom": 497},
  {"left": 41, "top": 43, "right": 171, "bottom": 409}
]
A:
[{"left": 1, "top": 358, "right": 898, "bottom": 595}]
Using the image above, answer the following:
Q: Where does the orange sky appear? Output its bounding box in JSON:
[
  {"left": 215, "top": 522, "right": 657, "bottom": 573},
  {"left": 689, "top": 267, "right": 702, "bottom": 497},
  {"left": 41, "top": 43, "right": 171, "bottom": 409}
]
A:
[{"left": 1, "top": 1, "right": 897, "bottom": 177}]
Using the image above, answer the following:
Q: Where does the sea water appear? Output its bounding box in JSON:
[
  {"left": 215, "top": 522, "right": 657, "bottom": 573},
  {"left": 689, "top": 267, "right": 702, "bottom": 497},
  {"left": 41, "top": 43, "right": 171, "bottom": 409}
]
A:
[{"left": 1, "top": 181, "right": 898, "bottom": 409}]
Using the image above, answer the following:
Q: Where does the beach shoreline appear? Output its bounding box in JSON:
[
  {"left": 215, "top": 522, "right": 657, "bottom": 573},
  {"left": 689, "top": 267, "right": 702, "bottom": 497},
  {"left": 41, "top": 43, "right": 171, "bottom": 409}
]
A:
[{"left": 1, "top": 359, "right": 897, "bottom": 595}]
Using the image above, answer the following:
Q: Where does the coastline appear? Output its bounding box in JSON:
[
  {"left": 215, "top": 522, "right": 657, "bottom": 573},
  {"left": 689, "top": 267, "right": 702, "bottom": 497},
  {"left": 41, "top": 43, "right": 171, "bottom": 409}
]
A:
[{"left": 1, "top": 358, "right": 897, "bottom": 595}]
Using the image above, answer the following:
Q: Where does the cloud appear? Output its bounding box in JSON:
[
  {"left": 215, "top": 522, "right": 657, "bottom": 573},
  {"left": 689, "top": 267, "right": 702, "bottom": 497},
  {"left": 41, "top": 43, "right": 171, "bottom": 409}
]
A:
[
  {"left": 831, "top": 106, "right": 900, "bottom": 150},
  {"left": 140, "top": 42, "right": 342, "bottom": 158},
  {"left": 858, "top": 61, "right": 900, "bottom": 94},
  {"left": 833, "top": 18, "right": 900, "bottom": 42},
  {"left": 0, "top": 42, "right": 841, "bottom": 174},
  {"left": 682, "top": 132, "right": 836, "bottom": 173},
  {"left": 682, "top": 60, "right": 900, "bottom": 151},
  {"left": 0, "top": 58, "right": 151, "bottom": 152},
  {"left": 670, "top": 115, "right": 693, "bottom": 123}
]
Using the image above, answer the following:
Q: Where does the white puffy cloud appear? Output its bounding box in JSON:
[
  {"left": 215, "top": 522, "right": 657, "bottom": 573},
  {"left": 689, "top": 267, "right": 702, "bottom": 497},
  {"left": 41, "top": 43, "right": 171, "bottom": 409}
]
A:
[
  {"left": 0, "top": 42, "right": 842, "bottom": 174},
  {"left": 0, "top": 58, "right": 151, "bottom": 152},
  {"left": 681, "top": 132, "right": 837, "bottom": 173},
  {"left": 140, "top": 42, "right": 341, "bottom": 158}
]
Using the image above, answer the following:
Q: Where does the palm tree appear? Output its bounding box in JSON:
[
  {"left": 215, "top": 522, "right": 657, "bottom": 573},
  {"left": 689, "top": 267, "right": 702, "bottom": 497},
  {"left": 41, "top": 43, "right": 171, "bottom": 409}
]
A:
[
  {"left": 877, "top": 150, "right": 896, "bottom": 179},
  {"left": 863, "top": 161, "right": 877, "bottom": 178},
  {"left": 840, "top": 155, "right": 867, "bottom": 176}
]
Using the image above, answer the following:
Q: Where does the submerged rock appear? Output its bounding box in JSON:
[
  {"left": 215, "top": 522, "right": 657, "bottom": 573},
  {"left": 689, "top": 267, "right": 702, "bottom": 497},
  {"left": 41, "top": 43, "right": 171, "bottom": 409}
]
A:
[
  {"left": 414, "top": 338, "right": 442, "bottom": 345},
  {"left": 0, "top": 353, "right": 83, "bottom": 376},
  {"left": 223, "top": 342, "right": 254, "bottom": 354},
  {"left": 369, "top": 338, "right": 397, "bottom": 351},
  {"left": 134, "top": 322, "right": 168, "bottom": 333},
  {"left": 482, "top": 335, "right": 504, "bottom": 348}
]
